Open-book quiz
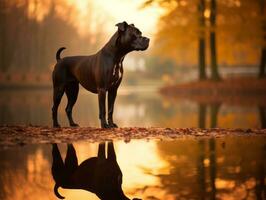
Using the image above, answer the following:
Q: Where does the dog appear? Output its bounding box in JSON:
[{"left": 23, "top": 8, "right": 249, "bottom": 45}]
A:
[
  {"left": 52, "top": 21, "right": 149, "bottom": 128},
  {"left": 51, "top": 142, "right": 141, "bottom": 200}
]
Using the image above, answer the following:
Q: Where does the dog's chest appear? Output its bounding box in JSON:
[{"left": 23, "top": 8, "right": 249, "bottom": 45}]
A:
[{"left": 110, "top": 64, "right": 123, "bottom": 86}]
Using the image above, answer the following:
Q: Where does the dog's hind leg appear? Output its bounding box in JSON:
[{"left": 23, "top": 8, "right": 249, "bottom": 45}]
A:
[
  {"left": 51, "top": 144, "right": 68, "bottom": 199},
  {"left": 65, "top": 144, "right": 78, "bottom": 175},
  {"left": 65, "top": 82, "right": 79, "bottom": 127},
  {"left": 52, "top": 144, "right": 65, "bottom": 184},
  {"left": 52, "top": 86, "right": 65, "bottom": 127}
]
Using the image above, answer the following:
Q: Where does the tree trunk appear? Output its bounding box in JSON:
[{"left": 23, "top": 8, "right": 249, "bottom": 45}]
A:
[
  {"left": 198, "top": 0, "right": 207, "bottom": 80},
  {"left": 258, "top": 0, "right": 266, "bottom": 78},
  {"left": 198, "top": 103, "right": 207, "bottom": 128},
  {"left": 0, "top": 0, "right": 7, "bottom": 72},
  {"left": 210, "top": 0, "right": 221, "bottom": 80},
  {"left": 199, "top": 38, "right": 207, "bottom": 80},
  {"left": 259, "top": 49, "right": 266, "bottom": 78}
]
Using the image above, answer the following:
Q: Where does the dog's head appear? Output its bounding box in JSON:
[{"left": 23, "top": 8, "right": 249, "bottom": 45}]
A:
[{"left": 115, "top": 21, "right": 150, "bottom": 51}]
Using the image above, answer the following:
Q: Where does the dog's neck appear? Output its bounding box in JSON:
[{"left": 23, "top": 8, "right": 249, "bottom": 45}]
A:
[{"left": 101, "top": 31, "right": 130, "bottom": 63}]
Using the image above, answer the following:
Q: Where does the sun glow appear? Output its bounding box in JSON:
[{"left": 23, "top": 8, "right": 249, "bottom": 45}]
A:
[
  {"left": 50, "top": 141, "right": 170, "bottom": 200},
  {"left": 68, "top": 0, "right": 164, "bottom": 36},
  {"left": 26, "top": 0, "right": 164, "bottom": 40}
]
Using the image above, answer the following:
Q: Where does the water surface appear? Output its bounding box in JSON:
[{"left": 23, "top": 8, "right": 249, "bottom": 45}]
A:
[
  {"left": 0, "top": 88, "right": 264, "bottom": 128},
  {"left": 0, "top": 137, "right": 265, "bottom": 200}
]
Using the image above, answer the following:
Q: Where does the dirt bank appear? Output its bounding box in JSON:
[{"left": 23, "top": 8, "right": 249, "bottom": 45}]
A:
[
  {"left": 160, "top": 77, "right": 266, "bottom": 106},
  {"left": 0, "top": 126, "right": 265, "bottom": 148}
]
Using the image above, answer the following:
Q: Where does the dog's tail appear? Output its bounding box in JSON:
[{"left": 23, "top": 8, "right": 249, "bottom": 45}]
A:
[
  {"left": 54, "top": 183, "right": 65, "bottom": 199},
  {"left": 56, "top": 47, "right": 66, "bottom": 62}
]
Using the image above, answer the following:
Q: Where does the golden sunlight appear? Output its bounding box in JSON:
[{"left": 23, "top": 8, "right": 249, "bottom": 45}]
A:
[
  {"left": 61, "top": 141, "right": 170, "bottom": 200},
  {"left": 116, "top": 140, "right": 172, "bottom": 199},
  {"left": 27, "top": 0, "right": 164, "bottom": 39},
  {"left": 67, "top": 0, "right": 164, "bottom": 36}
]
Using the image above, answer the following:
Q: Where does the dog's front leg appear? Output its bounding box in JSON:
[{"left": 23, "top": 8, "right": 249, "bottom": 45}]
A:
[
  {"left": 107, "top": 142, "right": 116, "bottom": 161},
  {"left": 98, "top": 88, "right": 110, "bottom": 128},
  {"left": 97, "top": 142, "right": 106, "bottom": 160},
  {"left": 108, "top": 88, "right": 118, "bottom": 128}
]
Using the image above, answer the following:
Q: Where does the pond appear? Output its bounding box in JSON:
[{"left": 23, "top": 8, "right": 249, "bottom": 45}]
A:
[
  {"left": 0, "top": 87, "right": 264, "bottom": 128},
  {"left": 0, "top": 136, "right": 265, "bottom": 200},
  {"left": 0, "top": 88, "right": 265, "bottom": 200}
]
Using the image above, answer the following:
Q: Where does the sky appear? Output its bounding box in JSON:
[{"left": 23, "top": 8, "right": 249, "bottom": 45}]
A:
[{"left": 71, "top": 0, "right": 165, "bottom": 37}]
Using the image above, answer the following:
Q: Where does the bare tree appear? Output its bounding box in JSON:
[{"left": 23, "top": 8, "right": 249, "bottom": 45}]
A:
[
  {"left": 0, "top": 0, "right": 6, "bottom": 71},
  {"left": 258, "top": 0, "right": 266, "bottom": 78},
  {"left": 209, "top": 0, "right": 221, "bottom": 80},
  {"left": 198, "top": 0, "right": 207, "bottom": 80}
]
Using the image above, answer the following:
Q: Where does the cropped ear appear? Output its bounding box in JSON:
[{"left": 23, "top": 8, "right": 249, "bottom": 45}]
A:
[
  {"left": 115, "top": 21, "right": 128, "bottom": 32},
  {"left": 130, "top": 23, "right": 135, "bottom": 27}
]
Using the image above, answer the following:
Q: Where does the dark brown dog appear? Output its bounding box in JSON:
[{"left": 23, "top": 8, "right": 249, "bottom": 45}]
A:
[
  {"left": 52, "top": 21, "right": 149, "bottom": 128},
  {"left": 51, "top": 142, "right": 141, "bottom": 200}
]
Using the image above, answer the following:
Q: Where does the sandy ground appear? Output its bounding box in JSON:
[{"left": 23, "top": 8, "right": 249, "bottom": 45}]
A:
[{"left": 0, "top": 126, "right": 265, "bottom": 148}]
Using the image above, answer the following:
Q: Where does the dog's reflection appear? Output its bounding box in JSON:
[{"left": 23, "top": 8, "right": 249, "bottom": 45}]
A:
[{"left": 52, "top": 142, "right": 140, "bottom": 200}]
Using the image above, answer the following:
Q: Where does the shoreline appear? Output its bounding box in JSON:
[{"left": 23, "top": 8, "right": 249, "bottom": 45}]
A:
[
  {"left": 0, "top": 126, "right": 265, "bottom": 148},
  {"left": 160, "top": 77, "right": 266, "bottom": 106}
]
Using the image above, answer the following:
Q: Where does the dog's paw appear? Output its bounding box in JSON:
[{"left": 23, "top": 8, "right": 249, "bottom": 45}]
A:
[
  {"left": 109, "top": 123, "right": 118, "bottom": 128},
  {"left": 70, "top": 123, "right": 79, "bottom": 127},
  {"left": 101, "top": 123, "right": 111, "bottom": 129},
  {"left": 53, "top": 123, "right": 61, "bottom": 128}
]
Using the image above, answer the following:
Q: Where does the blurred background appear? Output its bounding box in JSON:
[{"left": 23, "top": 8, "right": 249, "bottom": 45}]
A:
[
  {"left": 0, "top": 0, "right": 265, "bottom": 128},
  {"left": 0, "top": 2, "right": 265, "bottom": 199}
]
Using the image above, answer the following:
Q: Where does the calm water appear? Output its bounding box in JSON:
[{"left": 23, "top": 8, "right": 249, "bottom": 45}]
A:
[
  {"left": 0, "top": 137, "right": 265, "bottom": 200},
  {"left": 0, "top": 88, "right": 265, "bottom": 199},
  {"left": 0, "top": 87, "right": 264, "bottom": 128}
]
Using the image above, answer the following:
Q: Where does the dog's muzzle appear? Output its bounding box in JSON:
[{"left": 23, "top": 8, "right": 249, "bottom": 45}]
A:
[{"left": 140, "top": 37, "right": 150, "bottom": 51}]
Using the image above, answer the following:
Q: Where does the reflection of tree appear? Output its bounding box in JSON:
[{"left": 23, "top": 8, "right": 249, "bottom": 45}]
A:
[
  {"left": 0, "top": 145, "right": 52, "bottom": 199},
  {"left": 154, "top": 139, "right": 212, "bottom": 198},
  {"left": 155, "top": 137, "right": 266, "bottom": 199},
  {"left": 155, "top": 140, "right": 205, "bottom": 199},
  {"left": 210, "top": 104, "right": 221, "bottom": 128},
  {"left": 255, "top": 146, "right": 265, "bottom": 200},
  {"left": 0, "top": 103, "right": 12, "bottom": 124},
  {"left": 259, "top": 106, "right": 266, "bottom": 128},
  {"left": 197, "top": 138, "right": 217, "bottom": 200},
  {"left": 197, "top": 139, "right": 206, "bottom": 199},
  {"left": 198, "top": 103, "right": 207, "bottom": 128},
  {"left": 198, "top": 103, "right": 220, "bottom": 128},
  {"left": 209, "top": 138, "right": 216, "bottom": 199}
]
